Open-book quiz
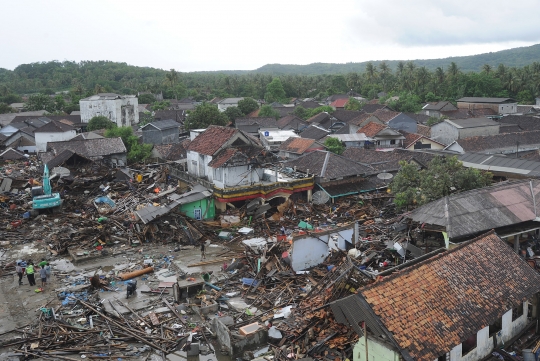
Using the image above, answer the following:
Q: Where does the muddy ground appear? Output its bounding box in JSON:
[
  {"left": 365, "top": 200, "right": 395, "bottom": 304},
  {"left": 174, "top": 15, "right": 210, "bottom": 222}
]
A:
[{"left": 0, "top": 239, "right": 232, "bottom": 361}]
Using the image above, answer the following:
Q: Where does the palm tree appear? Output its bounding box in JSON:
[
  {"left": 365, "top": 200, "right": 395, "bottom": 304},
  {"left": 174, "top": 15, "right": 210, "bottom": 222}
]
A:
[
  {"left": 166, "top": 69, "right": 179, "bottom": 99},
  {"left": 448, "top": 62, "right": 459, "bottom": 79},
  {"left": 482, "top": 64, "right": 492, "bottom": 75},
  {"left": 365, "top": 62, "right": 378, "bottom": 85},
  {"left": 379, "top": 61, "right": 391, "bottom": 92}
]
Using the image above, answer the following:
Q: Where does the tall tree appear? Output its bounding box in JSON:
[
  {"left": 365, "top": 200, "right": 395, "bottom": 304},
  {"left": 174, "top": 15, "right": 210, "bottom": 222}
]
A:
[
  {"left": 184, "top": 103, "right": 228, "bottom": 130},
  {"left": 264, "top": 78, "right": 287, "bottom": 103}
]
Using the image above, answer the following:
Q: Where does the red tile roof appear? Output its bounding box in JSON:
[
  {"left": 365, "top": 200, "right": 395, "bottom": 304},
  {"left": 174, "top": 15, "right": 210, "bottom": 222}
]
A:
[
  {"left": 401, "top": 131, "right": 423, "bottom": 148},
  {"left": 360, "top": 231, "right": 540, "bottom": 361},
  {"left": 330, "top": 98, "right": 349, "bottom": 108},
  {"left": 187, "top": 126, "right": 238, "bottom": 156},
  {"left": 357, "top": 122, "right": 386, "bottom": 137},
  {"left": 278, "top": 137, "right": 316, "bottom": 154},
  {"left": 207, "top": 145, "right": 262, "bottom": 168}
]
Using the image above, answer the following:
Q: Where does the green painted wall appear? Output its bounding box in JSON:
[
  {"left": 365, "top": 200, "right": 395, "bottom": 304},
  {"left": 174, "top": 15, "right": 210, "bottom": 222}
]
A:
[
  {"left": 179, "top": 197, "right": 215, "bottom": 220},
  {"left": 354, "top": 337, "right": 401, "bottom": 361}
]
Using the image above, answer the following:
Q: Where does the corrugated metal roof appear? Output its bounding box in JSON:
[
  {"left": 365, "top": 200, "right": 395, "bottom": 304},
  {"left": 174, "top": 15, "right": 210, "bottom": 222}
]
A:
[
  {"left": 408, "top": 179, "right": 540, "bottom": 239},
  {"left": 457, "top": 97, "right": 516, "bottom": 103},
  {"left": 459, "top": 152, "right": 540, "bottom": 177}
]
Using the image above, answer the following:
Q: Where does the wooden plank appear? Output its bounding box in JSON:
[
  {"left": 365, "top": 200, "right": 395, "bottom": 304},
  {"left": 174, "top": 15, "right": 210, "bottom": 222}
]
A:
[{"left": 148, "top": 312, "right": 160, "bottom": 326}]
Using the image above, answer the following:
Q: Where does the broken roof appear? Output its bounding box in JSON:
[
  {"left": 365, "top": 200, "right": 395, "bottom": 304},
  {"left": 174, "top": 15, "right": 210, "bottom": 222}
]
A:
[
  {"left": 356, "top": 230, "right": 540, "bottom": 361},
  {"left": 408, "top": 179, "right": 540, "bottom": 239},
  {"left": 207, "top": 145, "right": 263, "bottom": 168},
  {"left": 284, "top": 150, "right": 374, "bottom": 179},
  {"left": 342, "top": 148, "right": 436, "bottom": 172}
]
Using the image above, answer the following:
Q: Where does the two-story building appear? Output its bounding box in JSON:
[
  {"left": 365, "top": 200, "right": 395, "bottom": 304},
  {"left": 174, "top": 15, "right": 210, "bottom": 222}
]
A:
[
  {"left": 184, "top": 126, "right": 314, "bottom": 211},
  {"left": 80, "top": 93, "right": 139, "bottom": 127}
]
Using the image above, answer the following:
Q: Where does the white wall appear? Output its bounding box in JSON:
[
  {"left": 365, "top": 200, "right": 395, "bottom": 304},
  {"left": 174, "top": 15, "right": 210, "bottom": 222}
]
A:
[
  {"left": 80, "top": 97, "right": 139, "bottom": 126},
  {"left": 449, "top": 304, "right": 529, "bottom": 361},
  {"left": 290, "top": 226, "right": 354, "bottom": 271},
  {"left": 35, "top": 130, "right": 76, "bottom": 152}
]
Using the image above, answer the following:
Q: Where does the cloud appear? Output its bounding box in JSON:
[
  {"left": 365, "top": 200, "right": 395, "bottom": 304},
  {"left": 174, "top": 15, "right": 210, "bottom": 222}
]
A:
[
  {"left": 346, "top": 0, "right": 540, "bottom": 46},
  {"left": 0, "top": 0, "right": 539, "bottom": 71}
]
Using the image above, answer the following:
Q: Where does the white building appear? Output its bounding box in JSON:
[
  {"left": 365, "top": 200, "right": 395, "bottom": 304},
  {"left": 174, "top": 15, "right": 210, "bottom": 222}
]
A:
[
  {"left": 216, "top": 98, "right": 244, "bottom": 112},
  {"left": 79, "top": 93, "right": 139, "bottom": 127},
  {"left": 34, "top": 120, "right": 77, "bottom": 152},
  {"left": 258, "top": 129, "right": 298, "bottom": 151},
  {"left": 186, "top": 125, "right": 264, "bottom": 188}
]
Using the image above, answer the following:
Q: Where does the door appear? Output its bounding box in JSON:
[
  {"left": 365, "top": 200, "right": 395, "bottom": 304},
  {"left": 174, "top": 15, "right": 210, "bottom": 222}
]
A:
[{"left": 194, "top": 208, "right": 202, "bottom": 220}]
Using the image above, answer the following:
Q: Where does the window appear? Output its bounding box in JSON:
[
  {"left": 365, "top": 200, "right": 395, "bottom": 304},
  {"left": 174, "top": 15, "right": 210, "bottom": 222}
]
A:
[
  {"left": 462, "top": 333, "right": 477, "bottom": 356},
  {"left": 438, "top": 354, "right": 448, "bottom": 361},
  {"left": 214, "top": 168, "right": 222, "bottom": 181},
  {"left": 489, "top": 317, "right": 502, "bottom": 338},
  {"left": 390, "top": 140, "right": 396, "bottom": 145},
  {"left": 512, "top": 302, "right": 524, "bottom": 321}
]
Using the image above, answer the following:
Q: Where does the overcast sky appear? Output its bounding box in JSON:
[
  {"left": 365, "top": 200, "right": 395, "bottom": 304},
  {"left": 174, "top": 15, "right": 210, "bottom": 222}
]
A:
[{"left": 1, "top": 0, "right": 539, "bottom": 72}]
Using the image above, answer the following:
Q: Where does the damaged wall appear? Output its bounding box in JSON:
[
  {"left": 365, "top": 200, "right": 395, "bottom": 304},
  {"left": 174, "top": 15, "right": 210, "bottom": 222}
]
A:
[{"left": 290, "top": 224, "right": 354, "bottom": 271}]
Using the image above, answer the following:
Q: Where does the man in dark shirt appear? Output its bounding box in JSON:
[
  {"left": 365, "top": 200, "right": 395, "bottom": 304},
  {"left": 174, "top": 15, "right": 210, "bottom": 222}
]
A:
[{"left": 200, "top": 242, "right": 206, "bottom": 260}]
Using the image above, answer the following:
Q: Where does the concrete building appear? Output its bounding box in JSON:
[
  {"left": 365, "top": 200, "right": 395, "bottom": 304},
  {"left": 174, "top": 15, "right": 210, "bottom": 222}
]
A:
[
  {"left": 141, "top": 119, "right": 179, "bottom": 145},
  {"left": 332, "top": 231, "right": 540, "bottom": 361},
  {"left": 258, "top": 129, "right": 298, "bottom": 151},
  {"left": 456, "top": 97, "right": 517, "bottom": 114},
  {"left": 79, "top": 93, "right": 139, "bottom": 127},
  {"left": 430, "top": 117, "right": 500, "bottom": 145},
  {"left": 34, "top": 120, "right": 77, "bottom": 152}
]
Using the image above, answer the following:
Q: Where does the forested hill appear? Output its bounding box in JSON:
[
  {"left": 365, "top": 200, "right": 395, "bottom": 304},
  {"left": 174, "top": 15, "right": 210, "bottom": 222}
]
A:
[{"left": 254, "top": 43, "right": 540, "bottom": 75}]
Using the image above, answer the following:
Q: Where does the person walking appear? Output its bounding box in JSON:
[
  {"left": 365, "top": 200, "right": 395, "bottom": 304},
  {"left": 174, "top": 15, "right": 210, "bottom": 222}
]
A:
[
  {"left": 200, "top": 242, "right": 206, "bottom": 260},
  {"left": 15, "top": 261, "right": 24, "bottom": 285},
  {"left": 39, "top": 266, "right": 47, "bottom": 290},
  {"left": 26, "top": 261, "right": 36, "bottom": 286}
]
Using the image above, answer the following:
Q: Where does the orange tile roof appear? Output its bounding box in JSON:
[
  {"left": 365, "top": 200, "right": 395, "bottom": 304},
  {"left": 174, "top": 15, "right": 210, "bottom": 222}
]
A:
[
  {"left": 401, "top": 131, "right": 423, "bottom": 148},
  {"left": 187, "top": 126, "right": 238, "bottom": 156},
  {"left": 357, "top": 122, "right": 386, "bottom": 137},
  {"left": 330, "top": 98, "right": 349, "bottom": 108},
  {"left": 278, "top": 137, "right": 316, "bottom": 154},
  {"left": 359, "top": 231, "right": 540, "bottom": 361}
]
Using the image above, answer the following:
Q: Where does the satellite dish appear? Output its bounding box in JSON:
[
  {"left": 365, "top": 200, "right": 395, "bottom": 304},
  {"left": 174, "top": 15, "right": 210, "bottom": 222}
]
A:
[
  {"left": 377, "top": 172, "right": 393, "bottom": 180},
  {"left": 312, "top": 191, "right": 330, "bottom": 205}
]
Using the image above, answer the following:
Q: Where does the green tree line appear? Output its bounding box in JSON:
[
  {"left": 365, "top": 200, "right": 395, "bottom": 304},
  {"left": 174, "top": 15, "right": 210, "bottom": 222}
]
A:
[{"left": 0, "top": 59, "right": 539, "bottom": 115}]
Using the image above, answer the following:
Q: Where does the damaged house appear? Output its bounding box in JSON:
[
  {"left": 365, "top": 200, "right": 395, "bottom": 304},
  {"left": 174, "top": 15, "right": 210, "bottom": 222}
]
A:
[
  {"left": 332, "top": 231, "right": 540, "bottom": 361},
  {"left": 183, "top": 126, "right": 314, "bottom": 211}
]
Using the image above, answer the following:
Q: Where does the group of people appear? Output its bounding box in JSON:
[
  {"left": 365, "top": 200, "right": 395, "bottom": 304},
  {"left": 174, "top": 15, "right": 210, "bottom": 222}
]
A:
[{"left": 15, "top": 258, "right": 51, "bottom": 290}]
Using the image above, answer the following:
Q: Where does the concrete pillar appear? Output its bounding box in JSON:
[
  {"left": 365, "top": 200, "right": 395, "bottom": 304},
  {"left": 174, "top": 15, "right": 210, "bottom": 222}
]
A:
[
  {"left": 514, "top": 234, "right": 520, "bottom": 254},
  {"left": 307, "top": 189, "right": 313, "bottom": 202}
]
